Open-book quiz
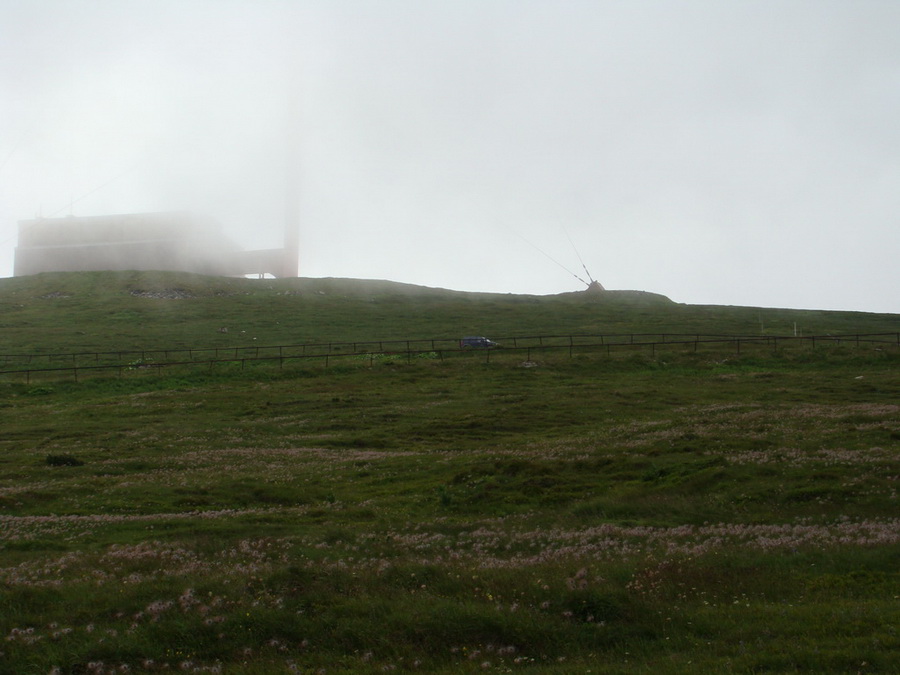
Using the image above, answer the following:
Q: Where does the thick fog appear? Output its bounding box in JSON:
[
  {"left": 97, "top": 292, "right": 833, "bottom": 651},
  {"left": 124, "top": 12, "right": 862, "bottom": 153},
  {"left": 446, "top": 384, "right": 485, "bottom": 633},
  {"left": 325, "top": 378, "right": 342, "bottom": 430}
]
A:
[{"left": 2, "top": 0, "right": 898, "bottom": 313}]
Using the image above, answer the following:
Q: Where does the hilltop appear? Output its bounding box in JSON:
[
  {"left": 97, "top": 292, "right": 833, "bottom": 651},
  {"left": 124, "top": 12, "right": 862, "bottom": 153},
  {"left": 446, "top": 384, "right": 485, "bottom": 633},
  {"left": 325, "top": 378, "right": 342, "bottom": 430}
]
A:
[{"left": 0, "top": 271, "right": 896, "bottom": 355}]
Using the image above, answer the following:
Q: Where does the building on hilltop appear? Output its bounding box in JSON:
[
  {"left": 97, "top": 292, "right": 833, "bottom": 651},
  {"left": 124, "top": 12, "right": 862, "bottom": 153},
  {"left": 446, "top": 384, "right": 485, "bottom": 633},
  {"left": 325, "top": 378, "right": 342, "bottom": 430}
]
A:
[{"left": 13, "top": 212, "right": 299, "bottom": 278}]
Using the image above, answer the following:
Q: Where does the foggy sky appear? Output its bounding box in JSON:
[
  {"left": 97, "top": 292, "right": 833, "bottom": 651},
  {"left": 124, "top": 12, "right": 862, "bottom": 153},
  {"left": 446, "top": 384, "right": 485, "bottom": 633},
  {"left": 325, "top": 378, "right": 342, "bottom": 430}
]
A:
[{"left": 2, "top": 0, "right": 899, "bottom": 313}]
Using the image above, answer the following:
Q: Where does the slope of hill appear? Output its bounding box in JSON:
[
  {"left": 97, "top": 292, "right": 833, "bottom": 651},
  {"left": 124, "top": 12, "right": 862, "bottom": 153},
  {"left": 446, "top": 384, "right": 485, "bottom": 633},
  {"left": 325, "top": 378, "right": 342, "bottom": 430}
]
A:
[
  {"left": 0, "top": 272, "right": 898, "bottom": 674},
  {"left": 0, "top": 271, "right": 896, "bottom": 355}
]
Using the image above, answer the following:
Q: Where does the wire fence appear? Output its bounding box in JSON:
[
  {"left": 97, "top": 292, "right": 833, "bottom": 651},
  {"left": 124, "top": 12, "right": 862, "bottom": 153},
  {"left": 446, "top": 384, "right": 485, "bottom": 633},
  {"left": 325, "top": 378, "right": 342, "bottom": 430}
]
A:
[{"left": 1, "top": 332, "right": 897, "bottom": 384}]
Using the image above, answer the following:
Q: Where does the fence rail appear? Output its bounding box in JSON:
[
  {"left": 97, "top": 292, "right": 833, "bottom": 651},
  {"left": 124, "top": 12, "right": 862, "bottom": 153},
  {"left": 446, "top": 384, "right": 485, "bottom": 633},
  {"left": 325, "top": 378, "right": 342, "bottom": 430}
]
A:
[{"left": 1, "top": 332, "right": 897, "bottom": 383}]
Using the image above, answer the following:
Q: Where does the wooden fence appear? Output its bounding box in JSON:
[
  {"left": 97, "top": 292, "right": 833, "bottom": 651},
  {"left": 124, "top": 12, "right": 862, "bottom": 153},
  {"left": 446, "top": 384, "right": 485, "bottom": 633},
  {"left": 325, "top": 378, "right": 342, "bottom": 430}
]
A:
[{"left": 1, "top": 332, "right": 897, "bottom": 384}]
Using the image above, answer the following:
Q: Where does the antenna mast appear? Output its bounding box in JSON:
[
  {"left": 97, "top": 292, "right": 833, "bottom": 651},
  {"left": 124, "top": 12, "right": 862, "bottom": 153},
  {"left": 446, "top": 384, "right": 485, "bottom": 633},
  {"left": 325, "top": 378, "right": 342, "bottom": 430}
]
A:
[{"left": 563, "top": 227, "right": 603, "bottom": 290}]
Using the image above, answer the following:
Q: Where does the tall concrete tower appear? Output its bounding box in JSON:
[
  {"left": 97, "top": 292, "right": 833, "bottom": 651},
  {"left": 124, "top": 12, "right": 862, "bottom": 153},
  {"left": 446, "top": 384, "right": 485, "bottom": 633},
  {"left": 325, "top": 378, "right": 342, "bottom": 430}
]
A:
[{"left": 282, "top": 90, "right": 301, "bottom": 278}]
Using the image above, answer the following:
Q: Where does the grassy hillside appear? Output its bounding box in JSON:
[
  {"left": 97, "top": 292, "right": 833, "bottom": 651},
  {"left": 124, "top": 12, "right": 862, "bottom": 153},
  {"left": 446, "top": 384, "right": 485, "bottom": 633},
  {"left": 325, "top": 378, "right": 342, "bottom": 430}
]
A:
[
  {"left": 1, "top": 272, "right": 898, "bottom": 674},
  {"left": 0, "top": 272, "right": 896, "bottom": 355}
]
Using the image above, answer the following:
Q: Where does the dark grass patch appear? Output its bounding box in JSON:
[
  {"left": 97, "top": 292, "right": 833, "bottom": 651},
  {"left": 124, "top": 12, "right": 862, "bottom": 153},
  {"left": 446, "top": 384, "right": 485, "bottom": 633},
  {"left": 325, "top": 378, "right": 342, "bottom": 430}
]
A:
[{"left": 45, "top": 454, "right": 84, "bottom": 467}]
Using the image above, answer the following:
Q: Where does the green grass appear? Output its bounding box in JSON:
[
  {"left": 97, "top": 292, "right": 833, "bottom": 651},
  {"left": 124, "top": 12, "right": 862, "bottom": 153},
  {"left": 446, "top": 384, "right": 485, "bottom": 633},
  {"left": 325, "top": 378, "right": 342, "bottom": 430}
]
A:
[{"left": 0, "top": 272, "right": 898, "bottom": 673}]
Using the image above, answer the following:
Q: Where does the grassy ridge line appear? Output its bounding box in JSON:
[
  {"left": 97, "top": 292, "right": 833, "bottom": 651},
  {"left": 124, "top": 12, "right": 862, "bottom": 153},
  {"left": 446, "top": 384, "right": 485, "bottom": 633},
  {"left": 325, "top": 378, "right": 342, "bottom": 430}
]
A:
[{"left": 0, "top": 271, "right": 897, "bottom": 355}]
